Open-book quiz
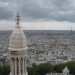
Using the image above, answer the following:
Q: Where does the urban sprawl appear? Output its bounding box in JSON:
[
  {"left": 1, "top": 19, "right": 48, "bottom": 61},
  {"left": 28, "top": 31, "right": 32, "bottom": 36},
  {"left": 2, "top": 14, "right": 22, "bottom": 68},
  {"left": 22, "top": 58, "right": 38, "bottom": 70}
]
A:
[{"left": 0, "top": 30, "right": 75, "bottom": 66}]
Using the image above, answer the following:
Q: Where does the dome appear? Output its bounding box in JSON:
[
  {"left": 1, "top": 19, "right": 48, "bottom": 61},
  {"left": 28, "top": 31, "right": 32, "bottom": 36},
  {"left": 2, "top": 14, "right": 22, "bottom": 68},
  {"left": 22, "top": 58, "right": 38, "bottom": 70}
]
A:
[
  {"left": 63, "top": 66, "right": 69, "bottom": 73},
  {"left": 8, "top": 13, "right": 28, "bottom": 51}
]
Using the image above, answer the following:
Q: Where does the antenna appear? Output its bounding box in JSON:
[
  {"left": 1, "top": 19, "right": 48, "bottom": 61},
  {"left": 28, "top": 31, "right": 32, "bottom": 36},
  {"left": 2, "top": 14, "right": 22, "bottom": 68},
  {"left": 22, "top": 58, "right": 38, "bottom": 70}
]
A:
[{"left": 71, "top": 27, "right": 72, "bottom": 33}]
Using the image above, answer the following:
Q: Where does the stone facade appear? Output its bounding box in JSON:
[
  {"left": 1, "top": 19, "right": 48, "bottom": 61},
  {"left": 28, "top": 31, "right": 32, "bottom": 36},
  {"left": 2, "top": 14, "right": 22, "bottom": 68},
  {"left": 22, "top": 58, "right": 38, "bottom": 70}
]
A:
[{"left": 8, "top": 13, "right": 28, "bottom": 75}]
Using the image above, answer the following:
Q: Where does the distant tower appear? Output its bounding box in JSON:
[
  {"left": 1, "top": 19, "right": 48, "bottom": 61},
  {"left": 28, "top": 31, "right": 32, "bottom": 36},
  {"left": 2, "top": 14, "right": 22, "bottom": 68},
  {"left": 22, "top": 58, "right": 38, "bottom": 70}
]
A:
[
  {"left": 71, "top": 27, "right": 72, "bottom": 33},
  {"left": 8, "top": 13, "right": 28, "bottom": 75}
]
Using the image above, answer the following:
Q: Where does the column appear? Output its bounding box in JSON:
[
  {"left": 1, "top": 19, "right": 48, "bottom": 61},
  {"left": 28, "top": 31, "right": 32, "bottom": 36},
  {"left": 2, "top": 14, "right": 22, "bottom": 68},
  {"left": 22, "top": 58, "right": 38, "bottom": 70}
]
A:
[
  {"left": 13, "top": 59, "right": 15, "bottom": 75},
  {"left": 15, "top": 58, "right": 17, "bottom": 75},
  {"left": 23, "top": 57, "right": 24, "bottom": 75},
  {"left": 24, "top": 57, "right": 28, "bottom": 75},
  {"left": 10, "top": 58, "right": 12, "bottom": 75},
  {"left": 18, "top": 58, "right": 21, "bottom": 75},
  {"left": 24, "top": 58, "right": 25, "bottom": 73},
  {"left": 25, "top": 57, "right": 26, "bottom": 72},
  {"left": 10, "top": 58, "right": 13, "bottom": 75}
]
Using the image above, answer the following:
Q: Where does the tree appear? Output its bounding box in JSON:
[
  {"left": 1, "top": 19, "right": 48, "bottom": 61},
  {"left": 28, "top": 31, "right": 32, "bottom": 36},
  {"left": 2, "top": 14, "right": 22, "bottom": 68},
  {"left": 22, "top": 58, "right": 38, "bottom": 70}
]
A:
[
  {"left": 1, "top": 65, "right": 10, "bottom": 75},
  {"left": 54, "top": 63, "right": 66, "bottom": 73},
  {"left": 54, "top": 61, "right": 75, "bottom": 75},
  {"left": 27, "top": 63, "right": 38, "bottom": 75},
  {"left": 37, "top": 63, "right": 53, "bottom": 75},
  {"left": 0, "top": 65, "right": 3, "bottom": 75},
  {"left": 66, "top": 61, "right": 75, "bottom": 75}
]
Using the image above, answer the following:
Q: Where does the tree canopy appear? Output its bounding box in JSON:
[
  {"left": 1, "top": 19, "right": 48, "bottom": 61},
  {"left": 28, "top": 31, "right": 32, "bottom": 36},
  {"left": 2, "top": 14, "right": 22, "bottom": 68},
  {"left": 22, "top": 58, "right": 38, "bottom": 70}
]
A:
[{"left": 1, "top": 61, "right": 75, "bottom": 75}]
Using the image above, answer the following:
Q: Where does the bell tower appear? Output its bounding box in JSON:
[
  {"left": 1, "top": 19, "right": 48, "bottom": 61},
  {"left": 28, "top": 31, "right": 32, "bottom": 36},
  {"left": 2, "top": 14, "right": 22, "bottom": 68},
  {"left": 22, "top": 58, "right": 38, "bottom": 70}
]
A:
[{"left": 8, "top": 13, "right": 28, "bottom": 75}]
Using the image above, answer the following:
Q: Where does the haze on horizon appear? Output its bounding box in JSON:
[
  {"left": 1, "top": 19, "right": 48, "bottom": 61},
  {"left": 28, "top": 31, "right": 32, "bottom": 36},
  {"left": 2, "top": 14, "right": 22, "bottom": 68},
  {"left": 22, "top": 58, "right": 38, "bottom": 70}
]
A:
[{"left": 0, "top": 0, "right": 75, "bottom": 30}]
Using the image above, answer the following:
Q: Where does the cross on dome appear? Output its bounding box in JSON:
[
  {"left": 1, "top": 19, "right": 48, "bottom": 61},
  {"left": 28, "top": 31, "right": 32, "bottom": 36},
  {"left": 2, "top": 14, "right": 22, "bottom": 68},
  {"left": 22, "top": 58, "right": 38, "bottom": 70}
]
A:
[{"left": 15, "top": 12, "right": 21, "bottom": 28}]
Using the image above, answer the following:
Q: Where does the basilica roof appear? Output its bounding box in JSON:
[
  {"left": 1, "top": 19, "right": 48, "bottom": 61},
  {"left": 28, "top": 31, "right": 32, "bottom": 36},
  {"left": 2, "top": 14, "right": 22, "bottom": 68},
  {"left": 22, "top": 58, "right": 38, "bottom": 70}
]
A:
[
  {"left": 9, "top": 13, "right": 28, "bottom": 51},
  {"left": 63, "top": 66, "right": 69, "bottom": 73}
]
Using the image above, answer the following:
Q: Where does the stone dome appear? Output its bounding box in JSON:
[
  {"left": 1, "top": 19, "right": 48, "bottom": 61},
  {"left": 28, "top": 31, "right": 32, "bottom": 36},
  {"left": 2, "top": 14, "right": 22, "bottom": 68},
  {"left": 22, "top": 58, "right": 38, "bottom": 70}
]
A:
[
  {"left": 8, "top": 13, "right": 28, "bottom": 51},
  {"left": 63, "top": 66, "right": 69, "bottom": 73}
]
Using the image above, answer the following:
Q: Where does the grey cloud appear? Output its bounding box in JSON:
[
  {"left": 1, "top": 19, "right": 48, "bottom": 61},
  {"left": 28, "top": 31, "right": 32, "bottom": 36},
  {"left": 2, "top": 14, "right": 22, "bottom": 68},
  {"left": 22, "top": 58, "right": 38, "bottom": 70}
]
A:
[
  {"left": 20, "top": 0, "right": 75, "bottom": 22},
  {"left": 0, "top": 0, "right": 75, "bottom": 22},
  {"left": 0, "top": 7, "right": 13, "bottom": 20},
  {"left": 0, "top": 0, "right": 13, "bottom": 20}
]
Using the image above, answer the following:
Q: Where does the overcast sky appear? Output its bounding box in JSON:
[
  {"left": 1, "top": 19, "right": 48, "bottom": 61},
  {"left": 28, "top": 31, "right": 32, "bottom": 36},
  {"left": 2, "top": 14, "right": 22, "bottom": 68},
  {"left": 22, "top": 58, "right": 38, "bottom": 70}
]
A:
[{"left": 0, "top": 0, "right": 75, "bottom": 30}]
